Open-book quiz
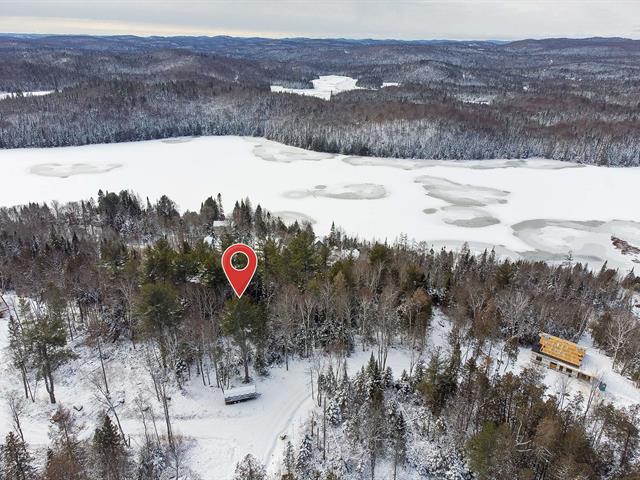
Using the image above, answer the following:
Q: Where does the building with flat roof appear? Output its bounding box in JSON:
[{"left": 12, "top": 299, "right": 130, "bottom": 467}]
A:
[{"left": 223, "top": 384, "right": 259, "bottom": 405}]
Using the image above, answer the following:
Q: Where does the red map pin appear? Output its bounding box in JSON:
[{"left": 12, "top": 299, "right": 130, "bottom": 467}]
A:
[{"left": 221, "top": 243, "right": 258, "bottom": 298}]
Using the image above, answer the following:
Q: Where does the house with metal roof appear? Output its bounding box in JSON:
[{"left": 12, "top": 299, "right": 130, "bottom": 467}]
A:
[{"left": 531, "top": 332, "right": 594, "bottom": 382}]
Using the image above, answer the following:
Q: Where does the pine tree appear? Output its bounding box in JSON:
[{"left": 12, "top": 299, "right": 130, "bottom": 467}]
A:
[
  {"left": 221, "top": 297, "right": 265, "bottom": 383},
  {"left": 326, "top": 398, "right": 343, "bottom": 426},
  {"left": 21, "top": 289, "right": 75, "bottom": 404},
  {"left": 7, "top": 315, "right": 32, "bottom": 400},
  {"left": 382, "top": 366, "right": 394, "bottom": 388},
  {"left": 1, "top": 431, "right": 36, "bottom": 480},
  {"left": 388, "top": 404, "right": 407, "bottom": 480},
  {"left": 296, "top": 434, "right": 313, "bottom": 472},
  {"left": 283, "top": 441, "right": 295, "bottom": 476},
  {"left": 93, "top": 414, "right": 129, "bottom": 480},
  {"left": 232, "top": 454, "right": 266, "bottom": 480},
  {"left": 365, "top": 353, "right": 382, "bottom": 398},
  {"left": 135, "top": 437, "right": 165, "bottom": 480}
]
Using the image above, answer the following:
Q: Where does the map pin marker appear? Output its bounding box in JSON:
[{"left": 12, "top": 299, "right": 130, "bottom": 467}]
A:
[{"left": 221, "top": 243, "right": 258, "bottom": 298}]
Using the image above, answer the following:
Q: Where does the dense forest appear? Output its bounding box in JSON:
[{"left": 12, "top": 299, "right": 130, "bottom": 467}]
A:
[
  {"left": 1, "top": 36, "right": 640, "bottom": 165},
  {"left": 0, "top": 190, "right": 639, "bottom": 479}
]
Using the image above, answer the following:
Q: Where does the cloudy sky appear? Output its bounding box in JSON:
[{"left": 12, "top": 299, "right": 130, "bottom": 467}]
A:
[{"left": 1, "top": 0, "right": 639, "bottom": 40}]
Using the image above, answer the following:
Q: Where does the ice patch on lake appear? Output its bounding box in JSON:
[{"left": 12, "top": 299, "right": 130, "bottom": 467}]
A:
[
  {"left": 251, "top": 139, "right": 334, "bottom": 163},
  {"left": 284, "top": 183, "right": 387, "bottom": 200},
  {"left": 415, "top": 175, "right": 509, "bottom": 207},
  {"left": 344, "top": 156, "right": 583, "bottom": 170},
  {"left": 441, "top": 206, "right": 500, "bottom": 228},
  {"left": 30, "top": 162, "right": 122, "bottom": 178},
  {"left": 513, "top": 219, "right": 640, "bottom": 265}
]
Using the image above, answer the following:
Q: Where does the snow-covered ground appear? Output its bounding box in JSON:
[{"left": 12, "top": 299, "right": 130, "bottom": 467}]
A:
[
  {"left": 1, "top": 299, "right": 638, "bottom": 479},
  {"left": 434, "top": 314, "right": 640, "bottom": 411},
  {"left": 0, "top": 135, "right": 639, "bottom": 271},
  {"left": 0, "top": 299, "right": 419, "bottom": 479},
  {"left": 271, "top": 75, "right": 362, "bottom": 100},
  {"left": 270, "top": 75, "right": 398, "bottom": 100},
  {"left": 0, "top": 90, "right": 54, "bottom": 100}
]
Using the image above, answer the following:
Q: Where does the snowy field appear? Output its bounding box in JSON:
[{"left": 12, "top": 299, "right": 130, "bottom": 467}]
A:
[
  {"left": 1, "top": 135, "right": 639, "bottom": 271},
  {"left": 0, "top": 90, "right": 54, "bottom": 100}
]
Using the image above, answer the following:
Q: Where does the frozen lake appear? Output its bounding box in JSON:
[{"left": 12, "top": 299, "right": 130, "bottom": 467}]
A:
[
  {"left": 1, "top": 135, "right": 639, "bottom": 270},
  {"left": 270, "top": 75, "right": 362, "bottom": 100}
]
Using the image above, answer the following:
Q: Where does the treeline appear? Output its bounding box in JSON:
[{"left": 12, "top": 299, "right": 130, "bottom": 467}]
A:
[
  {"left": 1, "top": 76, "right": 640, "bottom": 165},
  {"left": 3, "top": 35, "right": 640, "bottom": 165},
  {"left": 0, "top": 190, "right": 639, "bottom": 479}
]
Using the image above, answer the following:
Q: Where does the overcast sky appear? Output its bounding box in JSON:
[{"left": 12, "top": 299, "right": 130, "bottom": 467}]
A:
[{"left": 1, "top": 0, "right": 639, "bottom": 40}]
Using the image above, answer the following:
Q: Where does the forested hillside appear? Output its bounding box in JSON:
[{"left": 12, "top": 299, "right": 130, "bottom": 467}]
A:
[
  {"left": 1, "top": 36, "right": 640, "bottom": 165},
  {"left": 1, "top": 190, "right": 639, "bottom": 479}
]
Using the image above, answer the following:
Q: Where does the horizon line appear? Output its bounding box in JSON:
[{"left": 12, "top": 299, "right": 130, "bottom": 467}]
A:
[{"left": 1, "top": 32, "right": 639, "bottom": 43}]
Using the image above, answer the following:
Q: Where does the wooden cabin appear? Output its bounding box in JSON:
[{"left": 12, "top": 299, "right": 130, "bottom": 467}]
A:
[
  {"left": 531, "top": 333, "right": 594, "bottom": 382},
  {"left": 223, "top": 384, "right": 259, "bottom": 405}
]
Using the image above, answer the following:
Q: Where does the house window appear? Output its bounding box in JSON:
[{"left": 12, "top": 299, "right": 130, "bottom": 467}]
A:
[
  {"left": 577, "top": 372, "right": 590, "bottom": 381},
  {"left": 549, "top": 362, "right": 557, "bottom": 370},
  {"left": 558, "top": 366, "right": 564, "bottom": 372},
  {"left": 535, "top": 355, "right": 542, "bottom": 362},
  {"left": 566, "top": 368, "right": 572, "bottom": 375}
]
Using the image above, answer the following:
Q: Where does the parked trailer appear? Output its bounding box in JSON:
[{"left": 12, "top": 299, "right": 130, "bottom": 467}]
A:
[{"left": 223, "top": 385, "right": 258, "bottom": 405}]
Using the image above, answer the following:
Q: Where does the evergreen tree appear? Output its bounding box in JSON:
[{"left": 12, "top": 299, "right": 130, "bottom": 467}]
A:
[
  {"left": 0, "top": 431, "right": 36, "bottom": 480},
  {"left": 364, "top": 353, "right": 382, "bottom": 398},
  {"left": 296, "top": 435, "right": 313, "bottom": 472},
  {"left": 135, "top": 438, "right": 165, "bottom": 480},
  {"left": 232, "top": 454, "right": 266, "bottom": 480},
  {"left": 93, "top": 414, "right": 129, "bottom": 480},
  {"left": 143, "top": 238, "right": 177, "bottom": 283},
  {"left": 467, "top": 422, "right": 518, "bottom": 480},
  {"left": 283, "top": 441, "right": 295, "bottom": 477},
  {"left": 388, "top": 405, "right": 407, "bottom": 480},
  {"left": 382, "top": 366, "right": 394, "bottom": 388},
  {"left": 136, "top": 281, "right": 182, "bottom": 363},
  {"left": 7, "top": 315, "right": 31, "bottom": 400},
  {"left": 21, "top": 287, "right": 75, "bottom": 404},
  {"left": 221, "top": 297, "right": 265, "bottom": 383}
]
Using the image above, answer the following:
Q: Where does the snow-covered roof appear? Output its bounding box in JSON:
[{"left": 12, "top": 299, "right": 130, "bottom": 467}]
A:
[
  {"left": 223, "top": 384, "right": 258, "bottom": 404},
  {"left": 224, "top": 385, "right": 256, "bottom": 397},
  {"left": 539, "top": 332, "right": 585, "bottom": 367}
]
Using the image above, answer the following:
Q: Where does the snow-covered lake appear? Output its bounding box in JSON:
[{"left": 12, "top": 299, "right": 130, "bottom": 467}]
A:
[
  {"left": 1, "top": 135, "right": 639, "bottom": 270},
  {"left": 270, "top": 75, "right": 362, "bottom": 100},
  {"left": 270, "top": 75, "right": 399, "bottom": 100}
]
